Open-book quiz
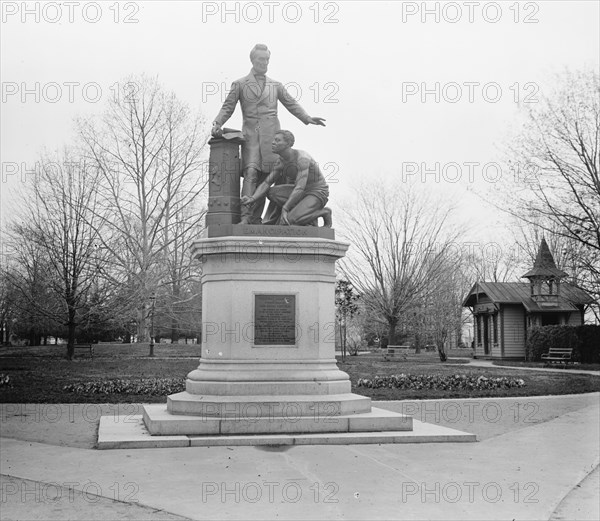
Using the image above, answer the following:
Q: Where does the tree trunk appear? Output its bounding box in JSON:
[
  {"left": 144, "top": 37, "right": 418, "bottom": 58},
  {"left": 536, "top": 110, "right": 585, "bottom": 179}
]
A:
[
  {"left": 171, "top": 282, "right": 181, "bottom": 343},
  {"left": 138, "top": 304, "right": 148, "bottom": 342},
  {"left": 171, "top": 316, "right": 180, "bottom": 343},
  {"left": 66, "top": 306, "right": 77, "bottom": 360},
  {"left": 342, "top": 319, "right": 347, "bottom": 361},
  {"left": 29, "top": 330, "right": 40, "bottom": 347},
  {"left": 66, "top": 328, "right": 75, "bottom": 360},
  {"left": 437, "top": 343, "right": 447, "bottom": 362},
  {"left": 388, "top": 319, "right": 398, "bottom": 345},
  {"left": 337, "top": 320, "right": 344, "bottom": 361}
]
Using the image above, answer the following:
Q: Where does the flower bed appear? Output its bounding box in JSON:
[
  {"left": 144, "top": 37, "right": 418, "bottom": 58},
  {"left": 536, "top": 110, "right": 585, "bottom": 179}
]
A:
[
  {"left": 357, "top": 374, "right": 525, "bottom": 391},
  {"left": 63, "top": 377, "right": 185, "bottom": 395}
]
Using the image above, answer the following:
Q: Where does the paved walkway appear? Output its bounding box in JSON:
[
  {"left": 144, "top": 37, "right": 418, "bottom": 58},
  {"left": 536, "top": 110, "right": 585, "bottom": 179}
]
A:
[
  {"left": 1, "top": 393, "right": 599, "bottom": 520},
  {"left": 450, "top": 358, "right": 600, "bottom": 376}
]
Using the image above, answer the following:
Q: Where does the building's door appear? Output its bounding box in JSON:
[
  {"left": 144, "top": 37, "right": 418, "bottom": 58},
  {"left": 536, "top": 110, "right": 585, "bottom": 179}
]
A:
[{"left": 483, "top": 316, "right": 490, "bottom": 355}]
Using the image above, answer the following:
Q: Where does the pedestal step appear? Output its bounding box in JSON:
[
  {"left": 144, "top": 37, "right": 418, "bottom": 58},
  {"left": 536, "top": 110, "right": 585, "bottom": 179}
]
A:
[
  {"left": 185, "top": 379, "right": 351, "bottom": 396},
  {"left": 98, "top": 413, "right": 477, "bottom": 449},
  {"left": 144, "top": 404, "right": 412, "bottom": 436},
  {"left": 167, "top": 392, "right": 371, "bottom": 418},
  {"left": 185, "top": 360, "right": 352, "bottom": 396}
]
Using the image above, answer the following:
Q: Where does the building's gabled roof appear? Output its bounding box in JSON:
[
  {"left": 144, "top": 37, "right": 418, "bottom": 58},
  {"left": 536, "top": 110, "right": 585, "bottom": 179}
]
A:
[
  {"left": 462, "top": 281, "right": 594, "bottom": 312},
  {"left": 521, "top": 238, "right": 569, "bottom": 279}
]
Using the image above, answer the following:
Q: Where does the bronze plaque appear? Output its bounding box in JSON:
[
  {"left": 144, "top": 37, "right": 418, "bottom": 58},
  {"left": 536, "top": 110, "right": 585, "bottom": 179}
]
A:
[{"left": 254, "top": 294, "right": 296, "bottom": 346}]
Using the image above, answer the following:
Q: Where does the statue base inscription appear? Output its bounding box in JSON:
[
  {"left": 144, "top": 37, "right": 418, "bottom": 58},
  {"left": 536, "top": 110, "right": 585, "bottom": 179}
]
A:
[
  {"left": 254, "top": 294, "right": 296, "bottom": 345},
  {"left": 205, "top": 223, "right": 335, "bottom": 239}
]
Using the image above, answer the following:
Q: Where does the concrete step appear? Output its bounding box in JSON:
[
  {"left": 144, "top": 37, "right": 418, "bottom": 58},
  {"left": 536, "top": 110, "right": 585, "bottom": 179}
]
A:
[
  {"left": 143, "top": 404, "right": 412, "bottom": 435},
  {"left": 98, "top": 411, "right": 476, "bottom": 449},
  {"left": 166, "top": 392, "right": 372, "bottom": 417}
]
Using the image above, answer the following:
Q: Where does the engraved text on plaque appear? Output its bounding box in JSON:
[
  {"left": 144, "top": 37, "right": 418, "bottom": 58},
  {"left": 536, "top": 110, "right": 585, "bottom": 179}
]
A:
[{"left": 254, "top": 294, "right": 296, "bottom": 346}]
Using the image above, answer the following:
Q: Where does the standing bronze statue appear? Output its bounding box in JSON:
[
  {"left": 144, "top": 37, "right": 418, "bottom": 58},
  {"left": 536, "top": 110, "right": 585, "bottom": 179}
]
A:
[
  {"left": 212, "top": 44, "right": 326, "bottom": 224},
  {"left": 241, "top": 130, "right": 332, "bottom": 227}
]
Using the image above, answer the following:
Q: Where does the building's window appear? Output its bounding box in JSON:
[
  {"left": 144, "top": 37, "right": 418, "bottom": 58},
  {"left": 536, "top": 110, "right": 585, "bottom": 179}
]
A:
[
  {"left": 493, "top": 314, "right": 498, "bottom": 344},
  {"left": 476, "top": 315, "right": 481, "bottom": 343}
]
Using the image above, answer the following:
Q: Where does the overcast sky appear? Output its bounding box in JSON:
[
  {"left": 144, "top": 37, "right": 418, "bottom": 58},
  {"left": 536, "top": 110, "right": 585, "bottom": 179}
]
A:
[{"left": 1, "top": 0, "right": 599, "bottom": 251}]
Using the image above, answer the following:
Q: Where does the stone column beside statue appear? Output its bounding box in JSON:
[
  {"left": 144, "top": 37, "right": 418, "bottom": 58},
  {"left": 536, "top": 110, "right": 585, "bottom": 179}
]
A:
[{"left": 205, "top": 134, "right": 244, "bottom": 226}]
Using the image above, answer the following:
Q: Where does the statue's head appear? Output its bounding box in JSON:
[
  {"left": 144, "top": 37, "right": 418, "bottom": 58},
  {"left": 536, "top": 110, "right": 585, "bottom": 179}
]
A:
[
  {"left": 272, "top": 130, "right": 295, "bottom": 154},
  {"left": 275, "top": 130, "right": 295, "bottom": 146},
  {"left": 250, "top": 44, "right": 270, "bottom": 75}
]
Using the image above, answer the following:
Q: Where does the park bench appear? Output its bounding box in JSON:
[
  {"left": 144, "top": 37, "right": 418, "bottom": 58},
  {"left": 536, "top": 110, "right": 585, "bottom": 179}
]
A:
[
  {"left": 541, "top": 347, "right": 573, "bottom": 367},
  {"left": 383, "top": 345, "right": 411, "bottom": 360},
  {"left": 74, "top": 343, "right": 94, "bottom": 359}
]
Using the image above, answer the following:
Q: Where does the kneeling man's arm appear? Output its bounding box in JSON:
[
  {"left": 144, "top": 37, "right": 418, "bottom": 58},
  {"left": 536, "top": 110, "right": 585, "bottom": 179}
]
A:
[{"left": 241, "top": 166, "right": 281, "bottom": 205}]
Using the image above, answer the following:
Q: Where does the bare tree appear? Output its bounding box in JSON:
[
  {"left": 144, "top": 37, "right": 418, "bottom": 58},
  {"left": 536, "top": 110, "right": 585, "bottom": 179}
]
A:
[
  {"left": 1, "top": 247, "right": 58, "bottom": 346},
  {"left": 161, "top": 205, "right": 204, "bottom": 342},
  {"left": 338, "top": 183, "right": 463, "bottom": 345},
  {"left": 423, "top": 254, "right": 474, "bottom": 360},
  {"left": 0, "top": 270, "right": 14, "bottom": 344},
  {"left": 463, "top": 241, "right": 521, "bottom": 284},
  {"left": 497, "top": 69, "right": 599, "bottom": 312},
  {"left": 5, "top": 152, "right": 106, "bottom": 358},
  {"left": 77, "top": 75, "right": 208, "bottom": 342}
]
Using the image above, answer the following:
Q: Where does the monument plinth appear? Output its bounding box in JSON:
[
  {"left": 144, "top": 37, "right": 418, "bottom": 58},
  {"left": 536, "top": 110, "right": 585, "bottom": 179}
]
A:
[{"left": 143, "top": 235, "right": 414, "bottom": 436}]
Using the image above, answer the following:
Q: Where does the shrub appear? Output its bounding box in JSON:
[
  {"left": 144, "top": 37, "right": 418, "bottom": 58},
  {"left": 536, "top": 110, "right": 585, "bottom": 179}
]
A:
[
  {"left": 63, "top": 377, "right": 185, "bottom": 395},
  {"left": 348, "top": 339, "right": 362, "bottom": 356},
  {"left": 356, "top": 374, "right": 525, "bottom": 391},
  {"left": 576, "top": 325, "right": 600, "bottom": 363},
  {"left": 526, "top": 325, "right": 600, "bottom": 362},
  {"left": 526, "top": 326, "right": 580, "bottom": 361}
]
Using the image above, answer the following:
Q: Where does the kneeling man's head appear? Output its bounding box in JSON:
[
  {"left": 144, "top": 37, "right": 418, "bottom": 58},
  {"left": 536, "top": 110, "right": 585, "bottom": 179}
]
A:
[{"left": 274, "top": 130, "right": 295, "bottom": 147}]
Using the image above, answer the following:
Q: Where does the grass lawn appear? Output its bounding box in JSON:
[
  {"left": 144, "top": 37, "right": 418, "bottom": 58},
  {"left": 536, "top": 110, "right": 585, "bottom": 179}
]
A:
[
  {"left": 0, "top": 344, "right": 598, "bottom": 403},
  {"left": 0, "top": 343, "right": 200, "bottom": 403},
  {"left": 339, "top": 352, "right": 599, "bottom": 400},
  {"left": 493, "top": 360, "right": 600, "bottom": 371}
]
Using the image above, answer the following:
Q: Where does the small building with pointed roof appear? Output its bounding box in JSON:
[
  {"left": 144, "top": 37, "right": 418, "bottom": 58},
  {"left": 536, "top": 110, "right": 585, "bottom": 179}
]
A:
[{"left": 462, "top": 239, "right": 593, "bottom": 360}]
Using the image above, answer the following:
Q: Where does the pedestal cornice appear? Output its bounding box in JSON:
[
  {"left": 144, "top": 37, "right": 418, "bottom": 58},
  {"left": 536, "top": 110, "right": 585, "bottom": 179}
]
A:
[{"left": 191, "top": 235, "right": 349, "bottom": 260}]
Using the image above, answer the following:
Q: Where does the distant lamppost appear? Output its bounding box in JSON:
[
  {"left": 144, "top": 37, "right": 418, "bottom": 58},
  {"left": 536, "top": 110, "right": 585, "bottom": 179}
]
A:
[{"left": 149, "top": 293, "right": 156, "bottom": 357}]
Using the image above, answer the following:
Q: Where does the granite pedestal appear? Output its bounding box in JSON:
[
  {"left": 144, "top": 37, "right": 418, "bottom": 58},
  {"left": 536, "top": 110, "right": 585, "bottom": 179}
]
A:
[{"left": 141, "top": 234, "right": 413, "bottom": 438}]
